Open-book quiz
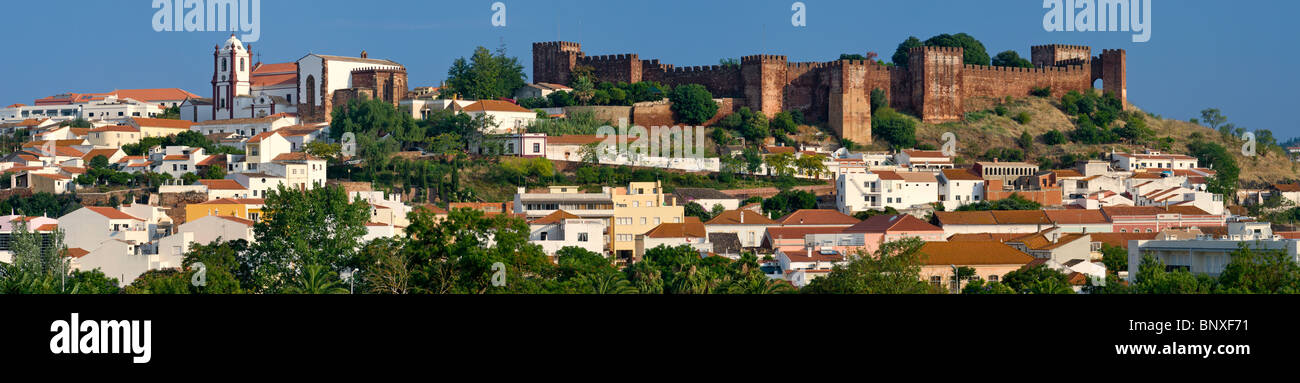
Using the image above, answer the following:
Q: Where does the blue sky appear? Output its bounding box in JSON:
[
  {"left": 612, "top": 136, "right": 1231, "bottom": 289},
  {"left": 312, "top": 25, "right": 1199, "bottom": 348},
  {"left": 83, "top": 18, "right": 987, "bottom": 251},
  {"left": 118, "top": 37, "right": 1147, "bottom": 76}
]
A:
[{"left": 1, "top": 0, "right": 1294, "bottom": 138}]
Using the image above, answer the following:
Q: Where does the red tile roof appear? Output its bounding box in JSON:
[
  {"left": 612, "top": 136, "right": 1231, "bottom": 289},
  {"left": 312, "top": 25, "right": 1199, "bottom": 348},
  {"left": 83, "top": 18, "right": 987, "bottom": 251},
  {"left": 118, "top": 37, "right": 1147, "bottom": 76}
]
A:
[
  {"left": 918, "top": 241, "right": 1034, "bottom": 265},
  {"left": 644, "top": 221, "right": 708, "bottom": 238},
  {"left": 85, "top": 206, "right": 143, "bottom": 221},
  {"left": 705, "top": 209, "right": 777, "bottom": 225},
  {"left": 776, "top": 210, "right": 860, "bottom": 226},
  {"left": 843, "top": 214, "right": 942, "bottom": 233},
  {"left": 463, "top": 100, "right": 533, "bottom": 113},
  {"left": 1044, "top": 209, "right": 1109, "bottom": 225},
  {"left": 130, "top": 117, "right": 193, "bottom": 130},
  {"left": 198, "top": 179, "right": 246, "bottom": 190},
  {"left": 529, "top": 210, "right": 581, "bottom": 225}
]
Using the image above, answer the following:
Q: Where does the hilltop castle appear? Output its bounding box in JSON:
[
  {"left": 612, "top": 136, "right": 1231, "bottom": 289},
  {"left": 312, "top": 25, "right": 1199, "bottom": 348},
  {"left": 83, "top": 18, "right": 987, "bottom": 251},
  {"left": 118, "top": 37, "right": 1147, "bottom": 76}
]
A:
[{"left": 533, "top": 42, "right": 1127, "bottom": 145}]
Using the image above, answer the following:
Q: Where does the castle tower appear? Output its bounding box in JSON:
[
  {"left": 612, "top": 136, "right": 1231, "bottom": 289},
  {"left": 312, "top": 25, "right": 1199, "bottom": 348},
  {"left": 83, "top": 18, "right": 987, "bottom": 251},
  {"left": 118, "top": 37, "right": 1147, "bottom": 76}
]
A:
[
  {"left": 827, "top": 59, "right": 873, "bottom": 145},
  {"left": 1031, "top": 44, "right": 1092, "bottom": 67},
  {"left": 212, "top": 34, "right": 251, "bottom": 120},
  {"left": 1096, "top": 49, "right": 1127, "bottom": 108},
  {"left": 532, "top": 42, "right": 582, "bottom": 85},
  {"left": 909, "top": 46, "right": 964, "bottom": 123},
  {"left": 741, "top": 55, "right": 789, "bottom": 118}
]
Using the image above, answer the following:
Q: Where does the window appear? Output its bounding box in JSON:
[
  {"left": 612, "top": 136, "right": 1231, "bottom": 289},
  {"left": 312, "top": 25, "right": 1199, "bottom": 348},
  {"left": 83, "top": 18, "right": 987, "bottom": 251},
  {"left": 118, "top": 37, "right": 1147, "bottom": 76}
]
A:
[
  {"left": 533, "top": 143, "right": 541, "bottom": 153},
  {"left": 929, "top": 276, "right": 942, "bottom": 287},
  {"left": 654, "top": 217, "right": 661, "bottom": 225},
  {"left": 540, "top": 232, "right": 549, "bottom": 241},
  {"left": 221, "top": 58, "right": 227, "bottom": 72},
  {"left": 578, "top": 233, "right": 589, "bottom": 242},
  {"left": 988, "top": 275, "right": 999, "bottom": 282},
  {"left": 640, "top": 217, "right": 647, "bottom": 225}
]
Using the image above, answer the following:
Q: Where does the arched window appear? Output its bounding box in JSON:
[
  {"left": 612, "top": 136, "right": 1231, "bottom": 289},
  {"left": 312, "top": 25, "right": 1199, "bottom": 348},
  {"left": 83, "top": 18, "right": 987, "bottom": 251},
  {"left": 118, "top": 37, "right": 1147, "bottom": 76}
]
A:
[
  {"left": 221, "top": 58, "right": 227, "bottom": 72},
  {"left": 239, "top": 58, "right": 245, "bottom": 71},
  {"left": 306, "top": 75, "right": 317, "bottom": 107}
]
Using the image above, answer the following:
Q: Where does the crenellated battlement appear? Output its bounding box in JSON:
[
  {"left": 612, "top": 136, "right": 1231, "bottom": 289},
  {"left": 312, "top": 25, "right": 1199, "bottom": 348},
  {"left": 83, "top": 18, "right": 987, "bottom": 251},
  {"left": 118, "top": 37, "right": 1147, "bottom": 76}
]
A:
[
  {"left": 351, "top": 66, "right": 407, "bottom": 74},
  {"left": 1031, "top": 44, "right": 1091, "bottom": 51},
  {"left": 533, "top": 41, "right": 582, "bottom": 51},
  {"left": 741, "top": 54, "right": 788, "bottom": 64},
  {"left": 532, "top": 40, "right": 1128, "bottom": 146},
  {"left": 579, "top": 53, "right": 640, "bottom": 63},
  {"left": 910, "top": 46, "right": 964, "bottom": 55},
  {"left": 962, "top": 64, "right": 1087, "bottom": 73}
]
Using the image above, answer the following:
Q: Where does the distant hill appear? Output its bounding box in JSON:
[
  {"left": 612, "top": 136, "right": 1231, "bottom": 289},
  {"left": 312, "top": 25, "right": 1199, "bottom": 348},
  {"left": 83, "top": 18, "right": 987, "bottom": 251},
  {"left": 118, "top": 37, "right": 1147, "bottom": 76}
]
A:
[{"left": 856, "top": 93, "right": 1297, "bottom": 186}]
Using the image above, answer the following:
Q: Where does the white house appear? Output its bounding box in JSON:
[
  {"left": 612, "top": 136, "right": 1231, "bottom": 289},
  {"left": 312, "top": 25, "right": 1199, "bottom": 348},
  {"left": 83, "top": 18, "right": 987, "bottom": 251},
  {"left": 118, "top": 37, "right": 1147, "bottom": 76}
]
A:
[
  {"left": 1111, "top": 150, "right": 1199, "bottom": 171},
  {"left": 704, "top": 209, "right": 778, "bottom": 248},
  {"left": 155, "top": 215, "right": 256, "bottom": 272},
  {"left": 241, "top": 130, "right": 293, "bottom": 173},
  {"left": 461, "top": 100, "right": 537, "bottom": 135},
  {"left": 634, "top": 219, "right": 711, "bottom": 261},
  {"left": 229, "top": 172, "right": 288, "bottom": 199},
  {"left": 265, "top": 152, "right": 327, "bottom": 191},
  {"left": 938, "top": 169, "right": 986, "bottom": 211},
  {"left": 527, "top": 210, "right": 608, "bottom": 256},
  {"left": 58, "top": 207, "right": 148, "bottom": 251}
]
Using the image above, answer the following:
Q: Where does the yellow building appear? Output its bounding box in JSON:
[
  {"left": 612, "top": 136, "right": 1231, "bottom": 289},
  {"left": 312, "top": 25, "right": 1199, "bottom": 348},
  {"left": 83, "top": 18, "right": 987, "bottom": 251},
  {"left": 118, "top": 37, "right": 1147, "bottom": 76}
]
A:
[
  {"left": 184, "top": 198, "right": 266, "bottom": 224},
  {"left": 611, "top": 181, "right": 684, "bottom": 260}
]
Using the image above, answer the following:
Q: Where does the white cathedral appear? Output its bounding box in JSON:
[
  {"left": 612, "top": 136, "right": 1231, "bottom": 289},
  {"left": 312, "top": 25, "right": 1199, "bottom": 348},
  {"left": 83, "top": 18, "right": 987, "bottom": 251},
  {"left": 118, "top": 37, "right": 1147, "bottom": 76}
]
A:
[{"left": 181, "top": 34, "right": 409, "bottom": 124}]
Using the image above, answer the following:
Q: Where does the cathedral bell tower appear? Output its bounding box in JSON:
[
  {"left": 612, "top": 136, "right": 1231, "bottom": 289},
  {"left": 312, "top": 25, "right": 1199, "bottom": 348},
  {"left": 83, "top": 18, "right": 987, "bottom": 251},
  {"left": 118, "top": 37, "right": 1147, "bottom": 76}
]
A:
[{"left": 212, "top": 34, "right": 251, "bottom": 120}]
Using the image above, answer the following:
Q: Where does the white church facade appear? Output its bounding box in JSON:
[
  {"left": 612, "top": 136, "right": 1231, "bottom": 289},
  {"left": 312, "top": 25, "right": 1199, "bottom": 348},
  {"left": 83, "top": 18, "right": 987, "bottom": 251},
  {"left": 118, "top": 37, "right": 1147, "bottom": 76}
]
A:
[{"left": 184, "top": 34, "right": 409, "bottom": 124}]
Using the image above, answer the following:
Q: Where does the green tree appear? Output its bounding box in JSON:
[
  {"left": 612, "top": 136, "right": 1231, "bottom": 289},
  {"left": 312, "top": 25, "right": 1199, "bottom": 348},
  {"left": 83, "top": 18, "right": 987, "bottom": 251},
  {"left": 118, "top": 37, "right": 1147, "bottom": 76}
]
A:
[
  {"left": 891, "top": 36, "right": 923, "bottom": 67},
  {"left": 1017, "top": 131, "right": 1034, "bottom": 150},
  {"left": 992, "top": 50, "right": 1034, "bottom": 68},
  {"left": 244, "top": 185, "right": 371, "bottom": 293},
  {"left": 1043, "top": 130, "right": 1067, "bottom": 145},
  {"left": 669, "top": 84, "right": 718, "bottom": 125},
  {"left": 444, "top": 46, "right": 527, "bottom": 100},
  {"left": 684, "top": 202, "right": 713, "bottom": 221},
  {"left": 803, "top": 238, "right": 941, "bottom": 294},
  {"left": 872, "top": 107, "right": 917, "bottom": 149},
  {"left": 924, "top": 33, "right": 991, "bottom": 66},
  {"left": 1001, "top": 264, "right": 1075, "bottom": 294},
  {"left": 1100, "top": 244, "right": 1128, "bottom": 275},
  {"left": 282, "top": 264, "right": 350, "bottom": 294},
  {"left": 1216, "top": 244, "right": 1300, "bottom": 294},
  {"left": 762, "top": 190, "right": 817, "bottom": 219}
]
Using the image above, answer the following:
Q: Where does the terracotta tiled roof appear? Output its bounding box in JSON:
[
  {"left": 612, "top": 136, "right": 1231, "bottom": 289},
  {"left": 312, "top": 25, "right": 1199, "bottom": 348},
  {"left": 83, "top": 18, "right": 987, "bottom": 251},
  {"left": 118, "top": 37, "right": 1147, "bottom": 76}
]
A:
[
  {"left": 198, "top": 179, "right": 246, "bottom": 190},
  {"left": 936, "top": 211, "right": 1051, "bottom": 226},
  {"left": 776, "top": 210, "right": 860, "bottom": 226},
  {"left": 1273, "top": 183, "right": 1300, "bottom": 192},
  {"left": 918, "top": 241, "right": 1034, "bottom": 266},
  {"left": 463, "top": 100, "right": 532, "bottom": 114},
  {"left": 529, "top": 210, "right": 581, "bottom": 225},
  {"left": 1044, "top": 209, "right": 1108, "bottom": 225},
  {"left": 272, "top": 152, "right": 323, "bottom": 162},
  {"left": 1053, "top": 169, "right": 1084, "bottom": 178},
  {"left": 85, "top": 206, "right": 144, "bottom": 221},
  {"left": 643, "top": 221, "right": 707, "bottom": 238},
  {"left": 763, "top": 146, "right": 796, "bottom": 154},
  {"left": 843, "top": 214, "right": 942, "bottom": 233},
  {"left": 64, "top": 248, "right": 90, "bottom": 259},
  {"left": 706, "top": 210, "right": 777, "bottom": 225},
  {"left": 941, "top": 168, "right": 983, "bottom": 181},
  {"left": 130, "top": 117, "right": 192, "bottom": 130}
]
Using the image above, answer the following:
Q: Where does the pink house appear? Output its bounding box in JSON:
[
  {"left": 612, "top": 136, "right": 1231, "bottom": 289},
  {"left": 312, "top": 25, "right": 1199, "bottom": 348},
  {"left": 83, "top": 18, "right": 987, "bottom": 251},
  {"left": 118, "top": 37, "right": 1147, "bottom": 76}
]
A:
[{"left": 841, "top": 214, "right": 946, "bottom": 255}]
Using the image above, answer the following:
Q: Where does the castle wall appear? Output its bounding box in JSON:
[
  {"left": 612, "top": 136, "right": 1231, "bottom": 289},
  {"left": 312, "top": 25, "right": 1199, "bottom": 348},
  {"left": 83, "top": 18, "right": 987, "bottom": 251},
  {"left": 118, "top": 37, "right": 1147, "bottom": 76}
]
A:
[
  {"left": 532, "top": 41, "right": 1127, "bottom": 146},
  {"left": 576, "top": 54, "right": 642, "bottom": 84}
]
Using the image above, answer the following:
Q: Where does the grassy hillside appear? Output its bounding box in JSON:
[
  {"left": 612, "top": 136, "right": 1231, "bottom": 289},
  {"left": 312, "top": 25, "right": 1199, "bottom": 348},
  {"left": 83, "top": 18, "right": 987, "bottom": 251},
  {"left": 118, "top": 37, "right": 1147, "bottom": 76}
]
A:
[{"left": 854, "top": 93, "right": 1297, "bottom": 185}]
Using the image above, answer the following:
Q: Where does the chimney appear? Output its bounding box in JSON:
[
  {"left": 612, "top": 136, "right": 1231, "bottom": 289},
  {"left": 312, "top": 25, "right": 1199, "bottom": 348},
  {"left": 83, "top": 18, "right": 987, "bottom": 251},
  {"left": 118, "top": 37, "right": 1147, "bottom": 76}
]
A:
[
  {"left": 361, "top": 50, "right": 368, "bottom": 59},
  {"left": 740, "top": 210, "right": 745, "bottom": 224}
]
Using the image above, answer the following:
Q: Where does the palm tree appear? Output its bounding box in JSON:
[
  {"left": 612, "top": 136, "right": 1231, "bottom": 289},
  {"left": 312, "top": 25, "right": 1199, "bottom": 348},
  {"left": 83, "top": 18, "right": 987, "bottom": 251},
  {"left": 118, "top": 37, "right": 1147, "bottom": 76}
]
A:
[
  {"left": 580, "top": 272, "right": 637, "bottom": 294},
  {"left": 283, "top": 264, "right": 349, "bottom": 294}
]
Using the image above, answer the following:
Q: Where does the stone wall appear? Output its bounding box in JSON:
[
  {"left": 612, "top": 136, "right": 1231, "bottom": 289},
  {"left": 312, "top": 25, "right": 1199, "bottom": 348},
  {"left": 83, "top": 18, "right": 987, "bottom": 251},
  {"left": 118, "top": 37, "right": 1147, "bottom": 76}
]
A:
[{"left": 533, "top": 41, "right": 1129, "bottom": 146}]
